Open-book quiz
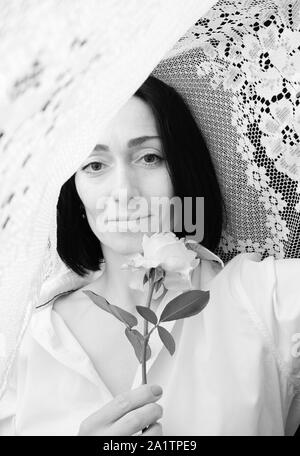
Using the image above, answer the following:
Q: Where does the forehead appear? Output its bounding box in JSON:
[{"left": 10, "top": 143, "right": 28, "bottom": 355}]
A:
[{"left": 99, "top": 96, "right": 158, "bottom": 141}]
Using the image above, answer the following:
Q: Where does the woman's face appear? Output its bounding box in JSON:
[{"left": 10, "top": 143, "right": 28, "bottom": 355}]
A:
[{"left": 75, "top": 95, "right": 175, "bottom": 255}]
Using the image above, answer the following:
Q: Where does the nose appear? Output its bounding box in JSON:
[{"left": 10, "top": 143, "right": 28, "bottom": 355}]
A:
[{"left": 111, "top": 163, "right": 140, "bottom": 201}]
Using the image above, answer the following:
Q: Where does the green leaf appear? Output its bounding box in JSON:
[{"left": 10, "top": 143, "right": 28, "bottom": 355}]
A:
[
  {"left": 148, "top": 267, "right": 156, "bottom": 282},
  {"left": 82, "top": 290, "right": 138, "bottom": 328},
  {"left": 159, "top": 290, "right": 210, "bottom": 322},
  {"left": 154, "top": 278, "right": 163, "bottom": 293},
  {"left": 148, "top": 266, "right": 164, "bottom": 283},
  {"left": 153, "top": 266, "right": 165, "bottom": 283},
  {"left": 143, "top": 273, "right": 149, "bottom": 286},
  {"left": 184, "top": 240, "right": 200, "bottom": 256},
  {"left": 157, "top": 325, "right": 175, "bottom": 356},
  {"left": 136, "top": 305, "right": 158, "bottom": 325},
  {"left": 125, "top": 328, "right": 151, "bottom": 363}
]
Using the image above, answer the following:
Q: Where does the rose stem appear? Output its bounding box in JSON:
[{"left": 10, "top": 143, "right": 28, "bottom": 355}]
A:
[
  {"left": 141, "top": 271, "right": 156, "bottom": 435},
  {"left": 142, "top": 272, "right": 156, "bottom": 385}
]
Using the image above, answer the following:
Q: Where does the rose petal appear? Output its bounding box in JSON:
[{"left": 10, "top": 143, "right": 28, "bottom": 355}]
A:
[
  {"left": 164, "top": 270, "right": 193, "bottom": 290},
  {"left": 155, "top": 242, "right": 198, "bottom": 272},
  {"left": 143, "top": 232, "right": 179, "bottom": 260},
  {"left": 152, "top": 282, "right": 166, "bottom": 299},
  {"left": 128, "top": 269, "right": 146, "bottom": 291}
]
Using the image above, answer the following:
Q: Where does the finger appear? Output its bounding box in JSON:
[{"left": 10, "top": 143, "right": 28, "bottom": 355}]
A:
[
  {"left": 100, "top": 384, "right": 163, "bottom": 424},
  {"left": 112, "top": 402, "right": 163, "bottom": 436},
  {"left": 139, "top": 421, "right": 163, "bottom": 436}
]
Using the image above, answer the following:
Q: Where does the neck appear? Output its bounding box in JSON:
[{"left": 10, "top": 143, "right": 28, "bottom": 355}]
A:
[{"left": 91, "top": 244, "right": 164, "bottom": 315}]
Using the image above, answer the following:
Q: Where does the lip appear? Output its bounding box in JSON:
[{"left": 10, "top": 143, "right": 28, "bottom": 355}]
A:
[{"left": 107, "top": 215, "right": 150, "bottom": 222}]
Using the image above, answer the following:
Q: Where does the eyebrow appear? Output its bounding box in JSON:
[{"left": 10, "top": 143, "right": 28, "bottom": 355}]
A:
[{"left": 92, "top": 135, "right": 161, "bottom": 152}]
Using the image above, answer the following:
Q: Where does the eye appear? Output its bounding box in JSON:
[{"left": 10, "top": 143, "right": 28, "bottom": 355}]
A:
[
  {"left": 139, "top": 153, "right": 163, "bottom": 167},
  {"left": 82, "top": 161, "right": 106, "bottom": 173}
]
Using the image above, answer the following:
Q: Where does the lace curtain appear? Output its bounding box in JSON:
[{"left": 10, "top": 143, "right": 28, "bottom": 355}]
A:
[
  {"left": 154, "top": 0, "right": 300, "bottom": 263},
  {"left": 0, "top": 0, "right": 215, "bottom": 398},
  {"left": 0, "top": 0, "right": 299, "bottom": 398}
]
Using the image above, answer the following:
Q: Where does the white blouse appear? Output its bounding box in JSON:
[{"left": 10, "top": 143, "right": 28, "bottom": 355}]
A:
[{"left": 0, "top": 246, "right": 299, "bottom": 436}]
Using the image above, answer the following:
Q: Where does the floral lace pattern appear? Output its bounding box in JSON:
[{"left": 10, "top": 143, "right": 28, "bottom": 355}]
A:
[
  {"left": 0, "top": 0, "right": 299, "bottom": 398},
  {"left": 154, "top": 0, "right": 300, "bottom": 262},
  {"left": 0, "top": 0, "right": 211, "bottom": 396}
]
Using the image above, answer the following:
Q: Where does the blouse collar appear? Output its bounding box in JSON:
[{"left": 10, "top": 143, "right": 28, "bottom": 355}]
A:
[
  {"left": 29, "top": 244, "right": 224, "bottom": 397},
  {"left": 37, "top": 243, "right": 224, "bottom": 310}
]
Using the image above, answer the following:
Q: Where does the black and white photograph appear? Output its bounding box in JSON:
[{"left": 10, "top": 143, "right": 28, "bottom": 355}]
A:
[{"left": 0, "top": 0, "right": 299, "bottom": 438}]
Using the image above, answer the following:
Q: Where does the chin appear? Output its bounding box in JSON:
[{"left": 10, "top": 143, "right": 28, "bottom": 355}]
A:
[{"left": 99, "top": 231, "right": 146, "bottom": 255}]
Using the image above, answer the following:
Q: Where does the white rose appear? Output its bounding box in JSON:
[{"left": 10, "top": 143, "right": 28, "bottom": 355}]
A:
[{"left": 122, "top": 232, "right": 200, "bottom": 293}]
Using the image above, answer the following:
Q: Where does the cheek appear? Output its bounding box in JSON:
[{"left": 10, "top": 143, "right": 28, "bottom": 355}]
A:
[
  {"left": 74, "top": 174, "right": 101, "bottom": 212},
  {"left": 75, "top": 168, "right": 174, "bottom": 212},
  {"left": 144, "top": 168, "right": 174, "bottom": 198}
]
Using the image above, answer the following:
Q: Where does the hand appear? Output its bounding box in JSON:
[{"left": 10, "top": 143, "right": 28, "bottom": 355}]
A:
[
  {"left": 138, "top": 421, "right": 163, "bottom": 436},
  {"left": 78, "top": 384, "right": 163, "bottom": 436}
]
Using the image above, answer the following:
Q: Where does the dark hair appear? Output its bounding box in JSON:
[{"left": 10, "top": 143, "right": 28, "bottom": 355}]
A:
[{"left": 57, "top": 75, "right": 225, "bottom": 276}]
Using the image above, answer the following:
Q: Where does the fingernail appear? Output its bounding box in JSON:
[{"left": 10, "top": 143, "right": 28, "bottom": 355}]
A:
[{"left": 151, "top": 385, "right": 163, "bottom": 396}]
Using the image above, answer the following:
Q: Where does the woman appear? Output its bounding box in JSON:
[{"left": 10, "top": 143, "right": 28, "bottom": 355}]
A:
[{"left": 0, "top": 76, "right": 299, "bottom": 436}]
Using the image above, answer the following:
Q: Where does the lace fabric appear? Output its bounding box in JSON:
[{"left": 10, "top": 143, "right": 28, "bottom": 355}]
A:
[
  {"left": 0, "top": 0, "right": 299, "bottom": 399},
  {"left": 154, "top": 0, "right": 300, "bottom": 263},
  {"left": 0, "top": 0, "right": 215, "bottom": 398}
]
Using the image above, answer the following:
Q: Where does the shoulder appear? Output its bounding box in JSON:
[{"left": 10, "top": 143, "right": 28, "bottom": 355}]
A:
[
  {"left": 208, "top": 251, "right": 271, "bottom": 289},
  {"left": 30, "top": 285, "right": 94, "bottom": 340},
  {"left": 51, "top": 287, "right": 94, "bottom": 327},
  {"left": 223, "top": 251, "right": 300, "bottom": 307},
  {"left": 220, "top": 252, "right": 300, "bottom": 391},
  {"left": 210, "top": 251, "right": 298, "bottom": 323},
  {"left": 36, "top": 267, "right": 104, "bottom": 313}
]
